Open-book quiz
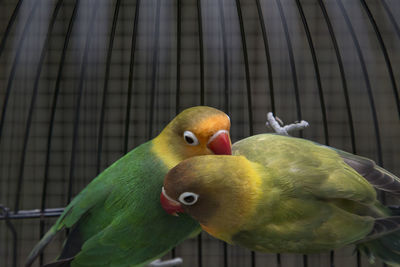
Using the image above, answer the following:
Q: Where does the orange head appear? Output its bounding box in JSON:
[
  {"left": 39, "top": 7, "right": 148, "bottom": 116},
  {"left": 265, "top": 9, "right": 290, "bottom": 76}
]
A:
[{"left": 153, "top": 106, "right": 232, "bottom": 166}]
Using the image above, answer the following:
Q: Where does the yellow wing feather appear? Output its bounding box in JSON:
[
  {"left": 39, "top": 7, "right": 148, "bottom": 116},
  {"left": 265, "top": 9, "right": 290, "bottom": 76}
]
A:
[{"left": 233, "top": 134, "right": 377, "bottom": 204}]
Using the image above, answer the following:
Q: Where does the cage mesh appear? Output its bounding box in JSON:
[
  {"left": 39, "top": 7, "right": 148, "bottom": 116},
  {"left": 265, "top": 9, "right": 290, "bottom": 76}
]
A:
[{"left": 0, "top": 0, "right": 399, "bottom": 266}]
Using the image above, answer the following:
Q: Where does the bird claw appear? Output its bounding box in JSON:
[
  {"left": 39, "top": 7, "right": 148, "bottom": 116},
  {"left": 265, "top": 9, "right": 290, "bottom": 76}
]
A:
[
  {"left": 266, "top": 112, "right": 309, "bottom": 136},
  {"left": 147, "top": 258, "right": 183, "bottom": 267}
]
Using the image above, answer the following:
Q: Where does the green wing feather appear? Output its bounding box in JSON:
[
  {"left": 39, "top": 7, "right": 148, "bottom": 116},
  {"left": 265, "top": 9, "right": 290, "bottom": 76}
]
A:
[
  {"left": 25, "top": 150, "right": 115, "bottom": 266},
  {"left": 27, "top": 141, "right": 199, "bottom": 267}
]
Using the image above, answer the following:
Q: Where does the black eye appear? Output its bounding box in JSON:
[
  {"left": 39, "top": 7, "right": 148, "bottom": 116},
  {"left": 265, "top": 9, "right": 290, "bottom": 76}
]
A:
[
  {"left": 185, "top": 136, "right": 194, "bottom": 144},
  {"left": 179, "top": 192, "right": 199, "bottom": 205},
  {"left": 184, "top": 195, "right": 195, "bottom": 202},
  {"left": 183, "top": 131, "right": 199, "bottom": 146}
]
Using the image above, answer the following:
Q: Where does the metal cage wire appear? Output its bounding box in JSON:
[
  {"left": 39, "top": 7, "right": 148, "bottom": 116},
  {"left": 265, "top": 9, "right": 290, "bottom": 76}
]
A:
[{"left": 0, "top": 0, "right": 399, "bottom": 266}]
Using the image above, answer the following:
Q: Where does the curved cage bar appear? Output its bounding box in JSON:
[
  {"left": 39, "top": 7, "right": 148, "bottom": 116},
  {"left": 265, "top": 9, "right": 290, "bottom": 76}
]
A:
[{"left": 0, "top": 0, "right": 399, "bottom": 266}]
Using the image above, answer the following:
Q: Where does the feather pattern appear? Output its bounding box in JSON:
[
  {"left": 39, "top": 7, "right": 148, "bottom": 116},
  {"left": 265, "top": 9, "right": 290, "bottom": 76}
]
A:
[
  {"left": 163, "top": 133, "right": 400, "bottom": 266},
  {"left": 333, "top": 149, "right": 400, "bottom": 195},
  {"left": 28, "top": 142, "right": 200, "bottom": 267},
  {"left": 26, "top": 106, "right": 230, "bottom": 267},
  {"left": 360, "top": 216, "right": 400, "bottom": 243}
]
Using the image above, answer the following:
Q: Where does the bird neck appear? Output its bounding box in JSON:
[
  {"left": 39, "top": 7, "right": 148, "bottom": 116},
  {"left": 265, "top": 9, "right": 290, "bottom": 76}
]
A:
[
  {"left": 199, "top": 160, "right": 265, "bottom": 244},
  {"left": 152, "top": 131, "right": 184, "bottom": 169}
]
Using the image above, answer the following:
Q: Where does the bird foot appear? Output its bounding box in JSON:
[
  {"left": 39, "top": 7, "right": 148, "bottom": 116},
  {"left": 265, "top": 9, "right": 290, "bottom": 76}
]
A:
[
  {"left": 266, "top": 112, "right": 309, "bottom": 136},
  {"left": 147, "top": 258, "right": 183, "bottom": 267}
]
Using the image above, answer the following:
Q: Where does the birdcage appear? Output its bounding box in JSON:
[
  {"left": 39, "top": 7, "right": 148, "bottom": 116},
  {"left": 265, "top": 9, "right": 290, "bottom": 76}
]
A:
[{"left": 0, "top": 0, "right": 399, "bottom": 266}]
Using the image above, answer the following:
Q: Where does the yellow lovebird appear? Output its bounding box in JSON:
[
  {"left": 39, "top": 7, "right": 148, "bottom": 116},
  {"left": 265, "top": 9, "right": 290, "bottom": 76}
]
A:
[{"left": 161, "top": 134, "right": 400, "bottom": 266}]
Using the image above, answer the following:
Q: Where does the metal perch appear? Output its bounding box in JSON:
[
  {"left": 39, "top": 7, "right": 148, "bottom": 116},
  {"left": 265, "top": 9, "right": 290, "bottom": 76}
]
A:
[{"left": 148, "top": 258, "right": 183, "bottom": 267}]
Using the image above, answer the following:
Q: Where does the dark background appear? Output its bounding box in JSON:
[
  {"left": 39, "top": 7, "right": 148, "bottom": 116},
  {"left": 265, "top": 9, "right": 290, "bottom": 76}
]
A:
[{"left": 0, "top": 0, "right": 399, "bottom": 266}]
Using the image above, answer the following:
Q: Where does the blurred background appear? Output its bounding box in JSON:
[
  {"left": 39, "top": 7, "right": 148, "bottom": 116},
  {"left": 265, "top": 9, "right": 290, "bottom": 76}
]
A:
[{"left": 0, "top": 0, "right": 399, "bottom": 266}]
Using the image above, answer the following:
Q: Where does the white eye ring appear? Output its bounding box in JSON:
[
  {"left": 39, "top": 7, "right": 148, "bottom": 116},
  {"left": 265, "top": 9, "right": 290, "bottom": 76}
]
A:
[
  {"left": 179, "top": 192, "right": 199, "bottom": 205},
  {"left": 183, "top": 131, "right": 199, "bottom": 146}
]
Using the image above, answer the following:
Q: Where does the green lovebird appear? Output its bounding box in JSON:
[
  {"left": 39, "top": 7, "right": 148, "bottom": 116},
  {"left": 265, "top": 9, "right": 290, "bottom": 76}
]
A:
[
  {"left": 26, "top": 106, "right": 232, "bottom": 267},
  {"left": 161, "top": 134, "right": 400, "bottom": 266}
]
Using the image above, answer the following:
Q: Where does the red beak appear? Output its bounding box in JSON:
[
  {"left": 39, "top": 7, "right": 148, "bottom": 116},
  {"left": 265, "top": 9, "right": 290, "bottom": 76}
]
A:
[
  {"left": 160, "top": 187, "right": 184, "bottom": 216},
  {"left": 207, "top": 130, "right": 232, "bottom": 155}
]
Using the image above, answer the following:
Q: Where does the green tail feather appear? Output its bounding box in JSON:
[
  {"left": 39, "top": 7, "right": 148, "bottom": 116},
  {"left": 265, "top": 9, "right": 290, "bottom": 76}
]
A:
[
  {"left": 25, "top": 226, "right": 57, "bottom": 267},
  {"left": 358, "top": 230, "right": 400, "bottom": 267}
]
